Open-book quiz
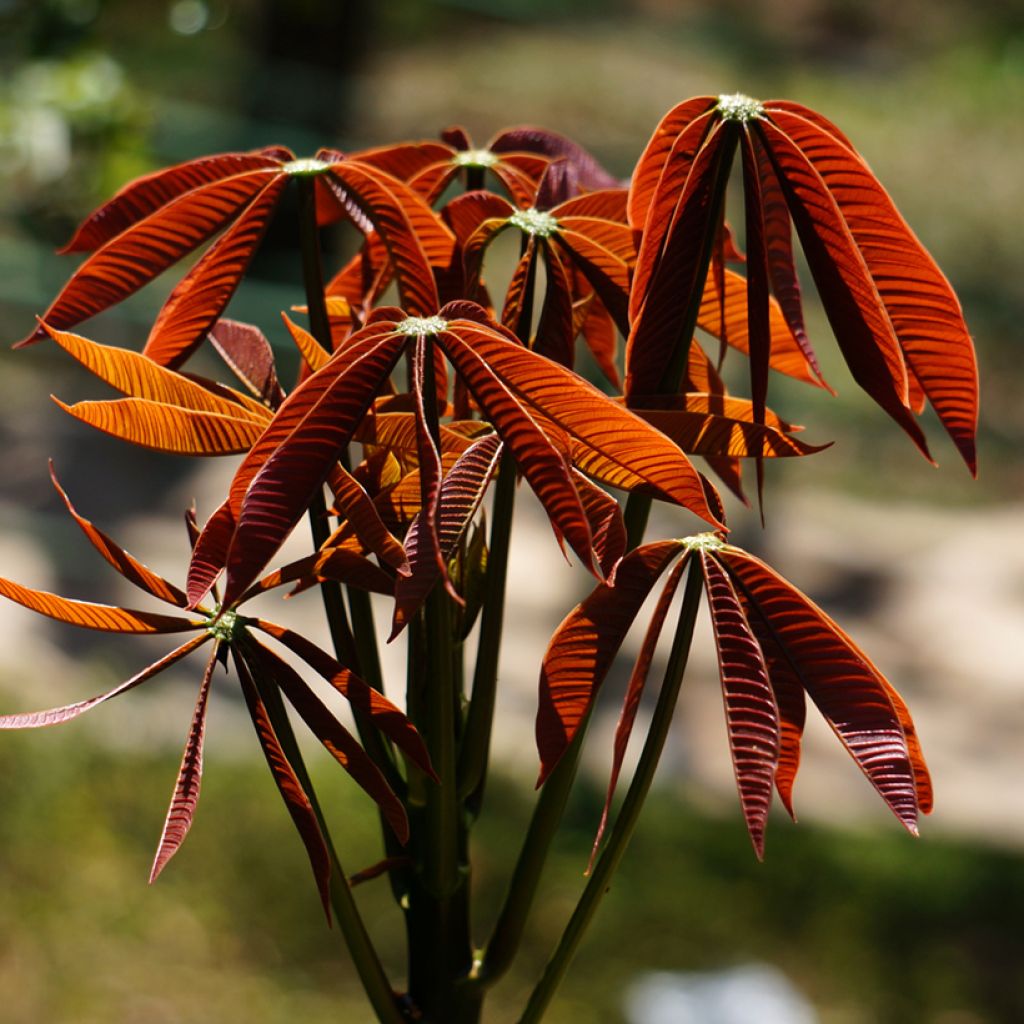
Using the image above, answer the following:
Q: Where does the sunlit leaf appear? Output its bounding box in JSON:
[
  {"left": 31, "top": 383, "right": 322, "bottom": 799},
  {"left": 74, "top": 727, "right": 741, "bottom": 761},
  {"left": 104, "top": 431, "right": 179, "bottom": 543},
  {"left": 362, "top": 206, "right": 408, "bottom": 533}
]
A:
[
  {"left": 53, "top": 396, "right": 267, "bottom": 455},
  {"left": 19, "top": 169, "right": 279, "bottom": 346},
  {"left": 719, "top": 546, "right": 925, "bottom": 833},
  {"left": 767, "top": 107, "right": 977, "bottom": 471},
  {"left": 0, "top": 635, "right": 209, "bottom": 729},
  {"left": 253, "top": 620, "right": 435, "bottom": 780},
  {"left": 150, "top": 646, "right": 218, "bottom": 882},
  {"left": 58, "top": 149, "right": 289, "bottom": 253},
  {"left": 43, "top": 324, "right": 264, "bottom": 418},
  {"left": 536, "top": 541, "right": 687, "bottom": 782},
  {"left": 0, "top": 576, "right": 203, "bottom": 633},
  {"left": 701, "top": 551, "right": 779, "bottom": 858}
]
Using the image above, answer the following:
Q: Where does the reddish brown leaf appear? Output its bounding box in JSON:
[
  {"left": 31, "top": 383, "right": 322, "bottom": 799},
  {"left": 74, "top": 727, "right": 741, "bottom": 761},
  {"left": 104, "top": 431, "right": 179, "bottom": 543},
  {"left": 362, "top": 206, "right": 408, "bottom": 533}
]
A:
[
  {"left": 701, "top": 551, "right": 779, "bottom": 858},
  {"left": 756, "top": 120, "right": 932, "bottom": 460},
  {"left": 571, "top": 470, "right": 626, "bottom": 578},
  {"left": 248, "top": 639, "right": 409, "bottom": 843},
  {"left": 768, "top": 107, "right": 977, "bottom": 472},
  {"left": 628, "top": 96, "right": 717, "bottom": 233},
  {"left": 187, "top": 499, "right": 235, "bottom": 609},
  {"left": 536, "top": 540, "right": 686, "bottom": 783},
  {"left": 442, "top": 315, "right": 723, "bottom": 530},
  {"left": 0, "top": 634, "right": 209, "bottom": 729},
  {"left": 253, "top": 621, "right": 435, "bottom": 781},
  {"left": 392, "top": 432, "right": 501, "bottom": 637},
  {"left": 0, "top": 576, "right": 203, "bottom": 633},
  {"left": 627, "top": 121, "right": 734, "bottom": 397},
  {"left": 150, "top": 646, "right": 218, "bottom": 882},
  {"left": 719, "top": 546, "right": 925, "bottom": 833},
  {"left": 143, "top": 176, "right": 289, "bottom": 368},
  {"left": 327, "top": 464, "right": 408, "bottom": 571},
  {"left": 325, "top": 161, "right": 454, "bottom": 315},
  {"left": 53, "top": 396, "right": 267, "bottom": 455},
  {"left": 216, "top": 322, "right": 406, "bottom": 605},
  {"left": 631, "top": 405, "right": 825, "bottom": 459},
  {"left": 20, "top": 169, "right": 279, "bottom": 346},
  {"left": 43, "top": 323, "right": 266, "bottom": 418},
  {"left": 750, "top": 133, "right": 826, "bottom": 389},
  {"left": 247, "top": 547, "right": 394, "bottom": 600},
  {"left": 58, "top": 149, "right": 289, "bottom": 253},
  {"left": 208, "top": 319, "right": 285, "bottom": 407},
  {"left": 436, "top": 319, "right": 597, "bottom": 574}
]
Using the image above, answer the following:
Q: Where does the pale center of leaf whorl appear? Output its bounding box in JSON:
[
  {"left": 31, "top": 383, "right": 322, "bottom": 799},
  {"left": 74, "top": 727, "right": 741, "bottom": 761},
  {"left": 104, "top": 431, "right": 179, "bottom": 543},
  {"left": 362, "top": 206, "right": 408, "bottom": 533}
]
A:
[
  {"left": 681, "top": 532, "right": 726, "bottom": 552},
  {"left": 510, "top": 207, "right": 559, "bottom": 237},
  {"left": 453, "top": 149, "right": 499, "bottom": 168},
  {"left": 716, "top": 93, "right": 765, "bottom": 122},
  {"left": 397, "top": 315, "right": 448, "bottom": 336},
  {"left": 206, "top": 609, "right": 250, "bottom": 642},
  {"left": 283, "top": 158, "right": 330, "bottom": 177}
]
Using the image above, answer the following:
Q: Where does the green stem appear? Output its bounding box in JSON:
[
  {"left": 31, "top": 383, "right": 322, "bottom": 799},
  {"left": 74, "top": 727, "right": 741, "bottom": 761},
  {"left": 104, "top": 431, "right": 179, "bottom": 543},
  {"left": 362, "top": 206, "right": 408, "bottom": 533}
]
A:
[
  {"left": 475, "top": 720, "right": 587, "bottom": 989},
  {"left": 406, "top": 338, "right": 473, "bottom": 1020},
  {"left": 623, "top": 129, "right": 738, "bottom": 552},
  {"left": 457, "top": 450, "right": 516, "bottom": 809},
  {"left": 516, "top": 558, "right": 704, "bottom": 1022},
  {"left": 242, "top": 647, "right": 404, "bottom": 1024}
]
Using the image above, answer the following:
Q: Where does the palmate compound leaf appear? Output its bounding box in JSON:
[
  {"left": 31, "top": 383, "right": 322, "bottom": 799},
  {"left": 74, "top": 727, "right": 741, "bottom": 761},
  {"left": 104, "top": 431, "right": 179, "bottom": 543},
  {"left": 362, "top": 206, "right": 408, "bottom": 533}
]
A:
[{"left": 718, "top": 545, "right": 930, "bottom": 830}]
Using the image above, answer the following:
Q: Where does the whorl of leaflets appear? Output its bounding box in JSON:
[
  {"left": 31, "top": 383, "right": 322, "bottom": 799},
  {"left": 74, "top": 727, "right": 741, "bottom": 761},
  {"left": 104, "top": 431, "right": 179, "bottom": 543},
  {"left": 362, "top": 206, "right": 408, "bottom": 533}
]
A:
[
  {"left": 537, "top": 534, "right": 932, "bottom": 861},
  {"left": 626, "top": 93, "right": 978, "bottom": 475}
]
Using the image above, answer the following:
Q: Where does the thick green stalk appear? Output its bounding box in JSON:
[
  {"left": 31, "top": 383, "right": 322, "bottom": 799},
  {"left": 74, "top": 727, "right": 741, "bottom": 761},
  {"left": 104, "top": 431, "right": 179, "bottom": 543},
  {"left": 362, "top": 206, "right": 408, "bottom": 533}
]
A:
[
  {"left": 240, "top": 646, "right": 404, "bottom": 1024},
  {"left": 516, "top": 558, "right": 704, "bottom": 1022},
  {"left": 475, "top": 720, "right": 587, "bottom": 989},
  {"left": 623, "top": 129, "right": 739, "bottom": 552},
  {"left": 406, "top": 337, "right": 474, "bottom": 1020}
]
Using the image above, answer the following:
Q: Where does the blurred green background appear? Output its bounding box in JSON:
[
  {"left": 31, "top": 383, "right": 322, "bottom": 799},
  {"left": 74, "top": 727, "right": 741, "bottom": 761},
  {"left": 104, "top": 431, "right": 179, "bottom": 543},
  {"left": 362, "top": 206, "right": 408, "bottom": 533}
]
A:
[{"left": 1, "top": 0, "right": 1023, "bottom": 1021}]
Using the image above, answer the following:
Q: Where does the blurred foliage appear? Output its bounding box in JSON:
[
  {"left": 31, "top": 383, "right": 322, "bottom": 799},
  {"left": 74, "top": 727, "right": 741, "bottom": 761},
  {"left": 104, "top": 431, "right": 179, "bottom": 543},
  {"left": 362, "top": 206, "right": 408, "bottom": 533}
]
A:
[{"left": 0, "top": 728, "right": 1021, "bottom": 1023}]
